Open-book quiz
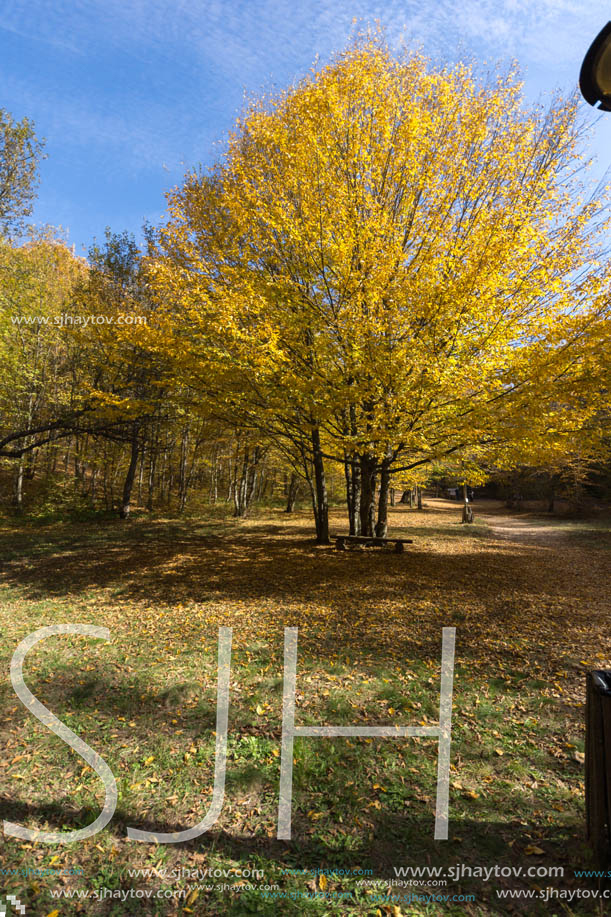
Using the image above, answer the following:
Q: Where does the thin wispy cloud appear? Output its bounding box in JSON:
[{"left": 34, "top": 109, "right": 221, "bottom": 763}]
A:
[{"left": 0, "top": 0, "right": 607, "bottom": 247}]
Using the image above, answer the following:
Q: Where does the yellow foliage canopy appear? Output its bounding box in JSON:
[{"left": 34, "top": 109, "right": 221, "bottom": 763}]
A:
[{"left": 148, "top": 35, "right": 611, "bottom": 477}]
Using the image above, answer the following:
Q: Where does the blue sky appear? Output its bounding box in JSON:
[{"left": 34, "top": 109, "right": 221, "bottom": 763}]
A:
[{"left": 1, "top": 0, "right": 610, "bottom": 253}]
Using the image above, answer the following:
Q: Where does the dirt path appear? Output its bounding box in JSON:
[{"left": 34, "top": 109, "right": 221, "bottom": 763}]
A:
[{"left": 475, "top": 500, "right": 567, "bottom": 545}]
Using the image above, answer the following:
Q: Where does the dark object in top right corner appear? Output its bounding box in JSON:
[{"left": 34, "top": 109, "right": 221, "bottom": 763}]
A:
[{"left": 580, "top": 22, "right": 611, "bottom": 111}]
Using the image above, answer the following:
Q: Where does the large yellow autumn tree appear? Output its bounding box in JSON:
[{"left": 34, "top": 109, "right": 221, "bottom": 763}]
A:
[{"left": 147, "top": 35, "right": 611, "bottom": 541}]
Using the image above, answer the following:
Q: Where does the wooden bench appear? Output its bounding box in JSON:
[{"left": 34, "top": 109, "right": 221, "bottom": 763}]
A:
[{"left": 335, "top": 535, "right": 414, "bottom": 553}]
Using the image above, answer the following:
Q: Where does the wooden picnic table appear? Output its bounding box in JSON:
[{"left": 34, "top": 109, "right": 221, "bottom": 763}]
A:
[{"left": 334, "top": 535, "right": 414, "bottom": 553}]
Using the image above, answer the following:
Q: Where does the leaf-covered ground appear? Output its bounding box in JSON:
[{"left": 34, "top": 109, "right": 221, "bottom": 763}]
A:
[{"left": 1, "top": 498, "right": 610, "bottom": 915}]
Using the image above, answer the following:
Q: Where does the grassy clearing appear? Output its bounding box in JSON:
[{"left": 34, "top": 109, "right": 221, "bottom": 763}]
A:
[{"left": 0, "top": 499, "right": 610, "bottom": 915}]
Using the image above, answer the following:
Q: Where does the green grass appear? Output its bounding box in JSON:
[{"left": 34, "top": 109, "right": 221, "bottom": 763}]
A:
[{"left": 0, "top": 500, "right": 609, "bottom": 914}]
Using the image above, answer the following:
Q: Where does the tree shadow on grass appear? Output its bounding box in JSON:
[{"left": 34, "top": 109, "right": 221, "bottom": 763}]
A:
[
  {"left": 0, "top": 796, "right": 592, "bottom": 903},
  {"left": 0, "top": 514, "right": 563, "bottom": 617},
  {"left": 0, "top": 792, "right": 586, "bottom": 863},
  {"left": 0, "top": 510, "right": 602, "bottom": 684}
]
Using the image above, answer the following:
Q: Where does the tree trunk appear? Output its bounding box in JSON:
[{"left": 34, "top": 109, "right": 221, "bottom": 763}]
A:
[
  {"left": 209, "top": 444, "right": 219, "bottom": 503},
  {"left": 46, "top": 441, "right": 58, "bottom": 476},
  {"left": 63, "top": 438, "right": 72, "bottom": 474},
  {"left": 24, "top": 450, "right": 37, "bottom": 480},
  {"left": 311, "top": 427, "right": 330, "bottom": 543},
  {"left": 13, "top": 411, "right": 33, "bottom": 510},
  {"left": 233, "top": 444, "right": 263, "bottom": 517},
  {"left": 547, "top": 473, "right": 559, "bottom": 513},
  {"left": 137, "top": 448, "right": 144, "bottom": 503},
  {"left": 119, "top": 428, "right": 139, "bottom": 519},
  {"left": 102, "top": 442, "right": 110, "bottom": 509},
  {"left": 13, "top": 457, "right": 24, "bottom": 512},
  {"left": 255, "top": 457, "right": 267, "bottom": 501},
  {"left": 375, "top": 458, "right": 391, "bottom": 538},
  {"left": 344, "top": 452, "right": 362, "bottom": 536},
  {"left": 417, "top": 486, "right": 423, "bottom": 510},
  {"left": 73, "top": 445, "right": 82, "bottom": 489},
  {"left": 285, "top": 472, "right": 299, "bottom": 513},
  {"left": 246, "top": 446, "right": 261, "bottom": 510},
  {"left": 461, "top": 483, "right": 474, "bottom": 524},
  {"left": 359, "top": 454, "right": 377, "bottom": 537},
  {"left": 233, "top": 447, "right": 249, "bottom": 517},
  {"left": 178, "top": 426, "right": 190, "bottom": 513},
  {"left": 146, "top": 427, "right": 158, "bottom": 512}
]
